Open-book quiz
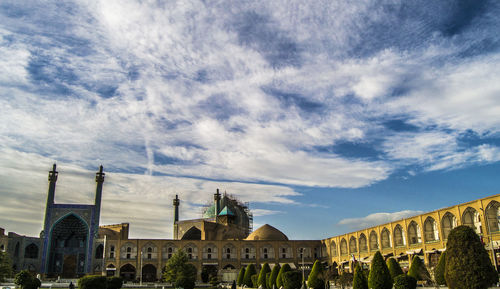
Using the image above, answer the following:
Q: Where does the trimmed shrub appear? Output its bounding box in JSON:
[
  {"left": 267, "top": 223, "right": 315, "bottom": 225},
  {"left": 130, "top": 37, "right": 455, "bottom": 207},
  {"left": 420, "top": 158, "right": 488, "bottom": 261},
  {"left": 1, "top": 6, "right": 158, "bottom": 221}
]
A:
[
  {"left": 78, "top": 275, "right": 107, "bottom": 289},
  {"left": 386, "top": 258, "right": 404, "bottom": 279},
  {"left": 237, "top": 267, "right": 246, "bottom": 286},
  {"left": 243, "top": 264, "right": 257, "bottom": 287},
  {"left": 258, "top": 263, "right": 271, "bottom": 289},
  {"left": 445, "top": 225, "right": 498, "bottom": 289},
  {"left": 434, "top": 251, "right": 446, "bottom": 286},
  {"left": 177, "top": 276, "right": 196, "bottom": 289},
  {"left": 352, "top": 263, "right": 368, "bottom": 289},
  {"left": 368, "top": 251, "right": 393, "bottom": 289},
  {"left": 407, "top": 256, "right": 430, "bottom": 282},
  {"left": 307, "top": 260, "right": 324, "bottom": 289},
  {"left": 268, "top": 264, "right": 280, "bottom": 289},
  {"left": 276, "top": 263, "right": 291, "bottom": 288},
  {"left": 393, "top": 275, "right": 417, "bottom": 289},
  {"left": 251, "top": 274, "right": 259, "bottom": 288},
  {"left": 338, "top": 272, "right": 353, "bottom": 288},
  {"left": 282, "top": 271, "right": 302, "bottom": 289},
  {"left": 107, "top": 276, "right": 123, "bottom": 289}
]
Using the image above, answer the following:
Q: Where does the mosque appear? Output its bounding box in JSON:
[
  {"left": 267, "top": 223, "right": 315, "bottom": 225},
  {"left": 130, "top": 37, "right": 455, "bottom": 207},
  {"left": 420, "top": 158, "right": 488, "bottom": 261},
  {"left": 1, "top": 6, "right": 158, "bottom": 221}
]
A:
[{"left": 1, "top": 165, "right": 500, "bottom": 282}]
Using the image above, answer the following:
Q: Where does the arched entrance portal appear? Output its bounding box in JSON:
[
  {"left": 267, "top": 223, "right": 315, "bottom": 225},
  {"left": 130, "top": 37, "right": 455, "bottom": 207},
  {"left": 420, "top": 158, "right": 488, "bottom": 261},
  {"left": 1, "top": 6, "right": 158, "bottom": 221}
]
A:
[
  {"left": 120, "top": 264, "right": 136, "bottom": 281},
  {"left": 48, "top": 214, "right": 88, "bottom": 278},
  {"left": 142, "top": 264, "right": 157, "bottom": 282}
]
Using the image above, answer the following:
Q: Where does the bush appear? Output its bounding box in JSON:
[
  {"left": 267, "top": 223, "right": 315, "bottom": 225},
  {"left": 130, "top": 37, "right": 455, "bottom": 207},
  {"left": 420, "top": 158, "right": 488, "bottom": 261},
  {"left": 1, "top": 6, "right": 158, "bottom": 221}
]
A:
[
  {"left": 393, "top": 275, "right": 417, "bottom": 289},
  {"left": 352, "top": 263, "right": 368, "bottom": 289},
  {"left": 276, "top": 263, "right": 291, "bottom": 288},
  {"left": 0, "top": 251, "right": 12, "bottom": 282},
  {"left": 445, "top": 225, "right": 498, "bottom": 289},
  {"left": 338, "top": 272, "right": 353, "bottom": 287},
  {"left": 407, "top": 256, "right": 430, "bottom": 282},
  {"left": 386, "top": 258, "right": 404, "bottom": 279},
  {"left": 434, "top": 251, "right": 446, "bottom": 286},
  {"left": 78, "top": 275, "right": 107, "bottom": 289},
  {"left": 368, "top": 251, "right": 392, "bottom": 289},
  {"left": 177, "top": 276, "right": 196, "bottom": 289},
  {"left": 14, "top": 270, "right": 41, "bottom": 289},
  {"left": 243, "top": 264, "right": 257, "bottom": 287},
  {"left": 268, "top": 264, "right": 280, "bottom": 289},
  {"left": 237, "top": 267, "right": 246, "bottom": 286},
  {"left": 107, "top": 276, "right": 123, "bottom": 289},
  {"left": 282, "top": 271, "right": 302, "bottom": 289},
  {"left": 258, "top": 263, "right": 271, "bottom": 289},
  {"left": 251, "top": 274, "right": 259, "bottom": 288},
  {"left": 307, "top": 260, "right": 324, "bottom": 289}
]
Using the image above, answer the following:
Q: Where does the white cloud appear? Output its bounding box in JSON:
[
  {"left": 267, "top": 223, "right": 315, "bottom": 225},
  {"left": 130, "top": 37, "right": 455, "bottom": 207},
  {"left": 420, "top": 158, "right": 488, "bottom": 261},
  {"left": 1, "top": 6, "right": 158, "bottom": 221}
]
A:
[{"left": 337, "top": 210, "right": 424, "bottom": 231}]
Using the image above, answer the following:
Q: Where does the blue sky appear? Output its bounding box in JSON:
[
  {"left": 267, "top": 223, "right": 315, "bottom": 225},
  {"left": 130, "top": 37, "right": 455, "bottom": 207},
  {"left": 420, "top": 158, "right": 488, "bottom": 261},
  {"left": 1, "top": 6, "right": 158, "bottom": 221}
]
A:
[{"left": 1, "top": 0, "right": 499, "bottom": 240}]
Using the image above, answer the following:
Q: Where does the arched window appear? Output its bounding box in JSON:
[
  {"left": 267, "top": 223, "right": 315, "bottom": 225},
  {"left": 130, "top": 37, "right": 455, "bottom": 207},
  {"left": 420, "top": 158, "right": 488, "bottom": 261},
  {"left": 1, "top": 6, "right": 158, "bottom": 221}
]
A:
[
  {"left": 424, "top": 217, "right": 439, "bottom": 242},
  {"left": 358, "top": 234, "right": 367, "bottom": 252},
  {"left": 462, "top": 207, "right": 481, "bottom": 234},
  {"left": 441, "top": 212, "right": 457, "bottom": 240},
  {"left": 24, "top": 243, "right": 38, "bottom": 259},
  {"left": 330, "top": 241, "right": 337, "bottom": 257},
  {"left": 407, "top": 221, "right": 421, "bottom": 244},
  {"left": 381, "top": 228, "right": 391, "bottom": 249},
  {"left": 340, "top": 239, "right": 348, "bottom": 255},
  {"left": 95, "top": 244, "right": 104, "bottom": 259},
  {"left": 393, "top": 225, "right": 405, "bottom": 247},
  {"left": 486, "top": 201, "right": 500, "bottom": 233},
  {"left": 127, "top": 247, "right": 132, "bottom": 253},
  {"left": 369, "top": 231, "right": 378, "bottom": 250},
  {"left": 349, "top": 237, "right": 357, "bottom": 253}
]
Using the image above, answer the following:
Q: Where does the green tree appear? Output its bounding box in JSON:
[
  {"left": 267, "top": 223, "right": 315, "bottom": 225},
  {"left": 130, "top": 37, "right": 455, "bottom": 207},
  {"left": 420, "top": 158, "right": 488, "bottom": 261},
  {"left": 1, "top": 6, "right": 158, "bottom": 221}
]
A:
[
  {"left": 0, "top": 251, "right": 12, "bottom": 282},
  {"left": 352, "top": 263, "right": 368, "bottom": 289},
  {"left": 251, "top": 274, "right": 259, "bottom": 288},
  {"left": 282, "top": 271, "right": 302, "bottom": 289},
  {"left": 77, "top": 275, "right": 107, "bottom": 289},
  {"left": 243, "top": 264, "right": 257, "bottom": 287},
  {"left": 393, "top": 275, "right": 417, "bottom": 289},
  {"left": 162, "top": 250, "right": 197, "bottom": 289},
  {"left": 107, "top": 276, "right": 123, "bottom": 289},
  {"left": 368, "top": 251, "right": 392, "bottom": 289},
  {"left": 276, "top": 263, "right": 291, "bottom": 288},
  {"left": 268, "top": 264, "right": 281, "bottom": 289},
  {"left": 434, "top": 251, "right": 446, "bottom": 286},
  {"left": 14, "top": 270, "right": 41, "bottom": 289},
  {"left": 407, "top": 256, "right": 430, "bottom": 282},
  {"left": 386, "top": 258, "right": 404, "bottom": 279},
  {"left": 237, "top": 267, "right": 246, "bottom": 286},
  {"left": 258, "top": 263, "right": 271, "bottom": 289},
  {"left": 445, "top": 225, "right": 498, "bottom": 289},
  {"left": 307, "top": 260, "right": 324, "bottom": 289}
]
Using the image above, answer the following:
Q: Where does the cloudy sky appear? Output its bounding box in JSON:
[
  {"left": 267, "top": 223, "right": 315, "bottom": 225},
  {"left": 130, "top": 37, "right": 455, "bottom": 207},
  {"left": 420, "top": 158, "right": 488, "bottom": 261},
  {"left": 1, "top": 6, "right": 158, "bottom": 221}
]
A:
[{"left": 1, "top": 0, "right": 500, "bottom": 240}]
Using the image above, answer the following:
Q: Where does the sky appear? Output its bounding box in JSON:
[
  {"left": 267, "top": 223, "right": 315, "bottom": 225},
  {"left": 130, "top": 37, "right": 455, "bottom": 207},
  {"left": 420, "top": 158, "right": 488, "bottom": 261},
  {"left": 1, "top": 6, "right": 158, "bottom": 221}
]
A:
[{"left": 1, "top": 0, "right": 500, "bottom": 240}]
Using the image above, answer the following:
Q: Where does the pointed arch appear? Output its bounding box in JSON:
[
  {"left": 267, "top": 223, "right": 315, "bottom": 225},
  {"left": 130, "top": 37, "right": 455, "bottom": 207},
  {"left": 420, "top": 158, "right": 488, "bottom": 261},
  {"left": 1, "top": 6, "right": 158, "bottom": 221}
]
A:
[
  {"left": 441, "top": 212, "right": 457, "bottom": 240},
  {"left": 349, "top": 236, "right": 357, "bottom": 253},
  {"left": 424, "top": 216, "right": 439, "bottom": 242},
  {"left": 486, "top": 201, "right": 500, "bottom": 233},
  {"left": 95, "top": 244, "right": 104, "bottom": 259},
  {"left": 340, "top": 238, "right": 348, "bottom": 255},
  {"left": 330, "top": 240, "right": 337, "bottom": 257},
  {"left": 182, "top": 226, "right": 202, "bottom": 240},
  {"left": 462, "top": 207, "right": 481, "bottom": 234},
  {"left": 381, "top": 228, "right": 391, "bottom": 249},
  {"left": 183, "top": 243, "right": 198, "bottom": 260},
  {"left": 163, "top": 242, "right": 177, "bottom": 260},
  {"left": 222, "top": 243, "right": 236, "bottom": 260},
  {"left": 393, "top": 225, "right": 405, "bottom": 247},
  {"left": 369, "top": 231, "right": 378, "bottom": 250},
  {"left": 359, "top": 234, "right": 368, "bottom": 252},
  {"left": 407, "top": 221, "right": 421, "bottom": 245}
]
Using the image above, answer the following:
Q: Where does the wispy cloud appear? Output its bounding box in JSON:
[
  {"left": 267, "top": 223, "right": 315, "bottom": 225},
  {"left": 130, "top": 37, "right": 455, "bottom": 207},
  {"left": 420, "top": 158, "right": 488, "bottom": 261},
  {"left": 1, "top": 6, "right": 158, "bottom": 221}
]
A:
[{"left": 337, "top": 210, "right": 425, "bottom": 231}]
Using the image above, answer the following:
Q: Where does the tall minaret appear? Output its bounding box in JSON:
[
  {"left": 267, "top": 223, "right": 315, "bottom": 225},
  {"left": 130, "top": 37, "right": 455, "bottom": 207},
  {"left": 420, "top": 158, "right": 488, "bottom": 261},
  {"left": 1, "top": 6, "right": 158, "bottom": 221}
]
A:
[
  {"left": 42, "top": 164, "right": 58, "bottom": 232},
  {"left": 94, "top": 165, "right": 105, "bottom": 227},
  {"left": 173, "top": 195, "right": 180, "bottom": 239},
  {"left": 214, "top": 188, "right": 221, "bottom": 222}
]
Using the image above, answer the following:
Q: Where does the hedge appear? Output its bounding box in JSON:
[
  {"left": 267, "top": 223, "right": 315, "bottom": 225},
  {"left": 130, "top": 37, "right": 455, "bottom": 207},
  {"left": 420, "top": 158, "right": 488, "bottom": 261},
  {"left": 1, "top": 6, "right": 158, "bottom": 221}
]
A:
[{"left": 368, "top": 251, "right": 392, "bottom": 289}]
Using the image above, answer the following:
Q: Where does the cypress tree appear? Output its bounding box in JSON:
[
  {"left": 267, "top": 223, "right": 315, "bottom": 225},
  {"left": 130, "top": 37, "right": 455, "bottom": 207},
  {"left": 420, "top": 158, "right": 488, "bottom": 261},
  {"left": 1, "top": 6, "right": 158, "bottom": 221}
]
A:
[
  {"left": 268, "top": 264, "right": 281, "bottom": 289},
  {"left": 352, "top": 263, "right": 368, "bottom": 289},
  {"left": 407, "top": 256, "right": 430, "bottom": 282},
  {"left": 237, "top": 267, "right": 246, "bottom": 286},
  {"left": 434, "top": 251, "right": 446, "bottom": 286},
  {"left": 276, "top": 263, "right": 291, "bottom": 289},
  {"left": 368, "top": 251, "right": 393, "bottom": 289},
  {"left": 386, "top": 258, "right": 404, "bottom": 279},
  {"left": 393, "top": 275, "right": 417, "bottom": 289},
  {"left": 258, "top": 263, "right": 271, "bottom": 289},
  {"left": 307, "top": 260, "right": 324, "bottom": 289},
  {"left": 243, "top": 264, "right": 257, "bottom": 287},
  {"left": 445, "top": 225, "right": 498, "bottom": 289}
]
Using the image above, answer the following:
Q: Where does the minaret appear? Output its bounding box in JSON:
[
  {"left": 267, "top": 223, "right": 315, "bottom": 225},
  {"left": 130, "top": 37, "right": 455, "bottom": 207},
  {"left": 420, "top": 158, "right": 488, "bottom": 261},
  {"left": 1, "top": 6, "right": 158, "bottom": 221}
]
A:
[
  {"left": 43, "top": 164, "right": 58, "bottom": 232},
  {"left": 173, "top": 195, "right": 180, "bottom": 239},
  {"left": 214, "top": 188, "right": 221, "bottom": 222},
  {"left": 94, "top": 165, "right": 105, "bottom": 227}
]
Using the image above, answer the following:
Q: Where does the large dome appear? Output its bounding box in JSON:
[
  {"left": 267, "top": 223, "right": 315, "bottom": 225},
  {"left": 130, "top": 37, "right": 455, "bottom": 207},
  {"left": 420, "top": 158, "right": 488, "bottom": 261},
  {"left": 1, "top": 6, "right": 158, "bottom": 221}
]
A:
[{"left": 245, "top": 224, "right": 288, "bottom": 241}]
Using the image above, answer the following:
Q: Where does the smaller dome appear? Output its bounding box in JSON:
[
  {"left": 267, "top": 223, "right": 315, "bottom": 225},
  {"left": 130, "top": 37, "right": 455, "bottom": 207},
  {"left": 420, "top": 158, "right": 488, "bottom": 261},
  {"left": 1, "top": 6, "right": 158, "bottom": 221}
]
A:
[{"left": 245, "top": 224, "right": 288, "bottom": 241}]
